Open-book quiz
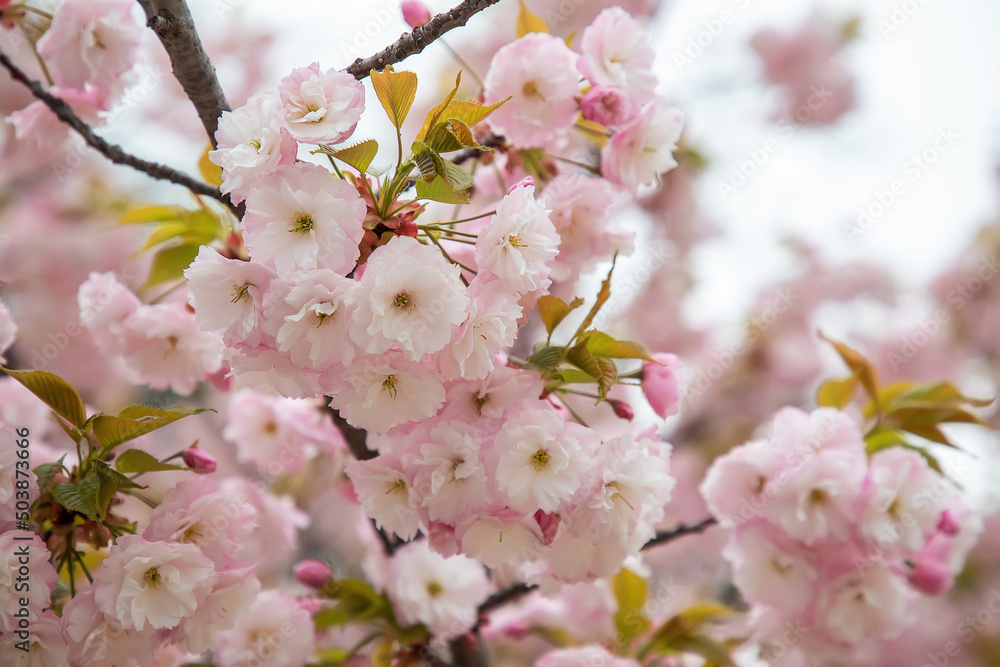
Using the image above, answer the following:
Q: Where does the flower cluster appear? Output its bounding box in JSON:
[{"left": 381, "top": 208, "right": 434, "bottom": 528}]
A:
[{"left": 700, "top": 407, "right": 983, "bottom": 658}]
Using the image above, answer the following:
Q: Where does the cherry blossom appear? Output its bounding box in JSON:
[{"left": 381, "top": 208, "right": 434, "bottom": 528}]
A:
[
  {"left": 277, "top": 62, "right": 365, "bottom": 144},
  {"left": 578, "top": 7, "right": 658, "bottom": 105}
]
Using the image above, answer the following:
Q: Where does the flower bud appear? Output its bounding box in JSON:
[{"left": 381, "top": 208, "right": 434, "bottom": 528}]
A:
[
  {"left": 909, "top": 558, "right": 953, "bottom": 596},
  {"left": 580, "top": 85, "right": 635, "bottom": 128},
  {"left": 294, "top": 559, "right": 332, "bottom": 589},
  {"left": 937, "top": 510, "right": 961, "bottom": 536},
  {"left": 607, "top": 398, "right": 634, "bottom": 421},
  {"left": 642, "top": 353, "right": 686, "bottom": 418},
  {"left": 534, "top": 510, "right": 561, "bottom": 546},
  {"left": 401, "top": 0, "right": 432, "bottom": 29},
  {"left": 182, "top": 446, "right": 217, "bottom": 474}
]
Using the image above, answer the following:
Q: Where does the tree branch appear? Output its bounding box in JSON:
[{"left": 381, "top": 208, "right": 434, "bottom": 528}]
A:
[
  {"left": 0, "top": 48, "right": 237, "bottom": 214},
  {"left": 477, "top": 582, "right": 537, "bottom": 619},
  {"left": 327, "top": 406, "right": 377, "bottom": 461},
  {"left": 136, "top": 0, "right": 230, "bottom": 146},
  {"left": 641, "top": 517, "right": 718, "bottom": 551},
  {"left": 346, "top": 0, "right": 502, "bottom": 80}
]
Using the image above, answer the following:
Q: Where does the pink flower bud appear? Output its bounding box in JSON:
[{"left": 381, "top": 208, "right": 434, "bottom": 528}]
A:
[
  {"left": 580, "top": 85, "right": 636, "bottom": 128},
  {"left": 909, "top": 558, "right": 953, "bottom": 596},
  {"left": 294, "top": 559, "right": 332, "bottom": 589},
  {"left": 534, "top": 510, "right": 561, "bottom": 546},
  {"left": 607, "top": 398, "right": 634, "bottom": 421},
  {"left": 937, "top": 510, "right": 961, "bottom": 536},
  {"left": 182, "top": 446, "right": 217, "bottom": 474},
  {"left": 642, "top": 353, "right": 686, "bottom": 419},
  {"left": 507, "top": 176, "right": 534, "bottom": 194},
  {"left": 401, "top": 0, "right": 432, "bottom": 29}
]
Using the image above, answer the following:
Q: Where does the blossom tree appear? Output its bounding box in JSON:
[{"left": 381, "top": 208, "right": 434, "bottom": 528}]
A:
[{"left": 0, "top": 1, "right": 996, "bottom": 666}]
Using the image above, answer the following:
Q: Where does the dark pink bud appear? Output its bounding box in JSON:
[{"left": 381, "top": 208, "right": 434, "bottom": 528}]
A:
[
  {"left": 580, "top": 85, "right": 636, "bottom": 128},
  {"left": 607, "top": 398, "right": 634, "bottom": 421},
  {"left": 294, "top": 559, "right": 332, "bottom": 589},
  {"left": 181, "top": 446, "right": 217, "bottom": 474},
  {"left": 937, "top": 510, "right": 961, "bottom": 536},
  {"left": 401, "top": 0, "right": 432, "bottom": 29},
  {"left": 909, "top": 559, "right": 953, "bottom": 596},
  {"left": 534, "top": 510, "right": 561, "bottom": 546}
]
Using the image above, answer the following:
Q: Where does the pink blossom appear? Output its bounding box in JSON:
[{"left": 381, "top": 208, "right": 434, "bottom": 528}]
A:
[
  {"left": 642, "top": 352, "right": 685, "bottom": 418},
  {"left": 578, "top": 7, "right": 657, "bottom": 105},
  {"left": 242, "top": 162, "right": 366, "bottom": 274},
  {"left": 37, "top": 0, "right": 142, "bottom": 95},
  {"left": 385, "top": 541, "right": 492, "bottom": 640},
  {"left": 215, "top": 590, "right": 315, "bottom": 667},
  {"left": 0, "top": 425, "right": 37, "bottom": 531},
  {"left": 538, "top": 646, "right": 639, "bottom": 667},
  {"left": 226, "top": 346, "right": 325, "bottom": 399},
  {"left": 438, "top": 277, "right": 522, "bottom": 380},
  {"left": 210, "top": 91, "right": 298, "bottom": 204},
  {"left": 185, "top": 247, "right": 274, "bottom": 348},
  {"left": 63, "top": 589, "right": 158, "bottom": 667},
  {"left": 0, "top": 609, "right": 68, "bottom": 666},
  {"left": 442, "top": 364, "right": 544, "bottom": 423},
  {"left": 0, "top": 533, "right": 58, "bottom": 632},
  {"left": 77, "top": 271, "right": 141, "bottom": 354},
  {"left": 602, "top": 101, "right": 683, "bottom": 193},
  {"left": 405, "top": 421, "right": 491, "bottom": 525},
  {"left": 699, "top": 439, "right": 784, "bottom": 525},
  {"left": 277, "top": 63, "right": 365, "bottom": 144},
  {"left": 483, "top": 33, "right": 580, "bottom": 147},
  {"left": 350, "top": 235, "right": 469, "bottom": 361},
  {"left": 220, "top": 478, "right": 309, "bottom": 580},
  {"left": 346, "top": 453, "right": 421, "bottom": 540},
  {"left": 459, "top": 513, "right": 544, "bottom": 568},
  {"left": 143, "top": 477, "right": 257, "bottom": 571},
  {"left": 92, "top": 535, "right": 217, "bottom": 632},
  {"left": 182, "top": 445, "right": 218, "bottom": 474},
  {"left": 329, "top": 352, "right": 445, "bottom": 433},
  {"left": 119, "top": 303, "right": 224, "bottom": 396},
  {"left": 725, "top": 522, "right": 817, "bottom": 614},
  {"left": 580, "top": 85, "right": 636, "bottom": 128},
  {"left": 475, "top": 183, "right": 560, "bottom": 295},
  {"left": 819, "top": 568, "right": 914, "bottom": 645},
  {"left": 293, "top": 560, "right": 331, "bottom": 589}
]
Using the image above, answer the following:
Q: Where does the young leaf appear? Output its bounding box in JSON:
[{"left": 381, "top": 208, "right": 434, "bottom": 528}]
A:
[
  {"left": 416, "top": 72, "right": 462, "bottom": 143},
  {"left": 612, "top": 568, "right": 650, "bottom": 647},
  {"left": 528, "top": 346, "right": 566, "bottom": 374},
  {"left": 581, "top": 331, "right": 655, "bottom": 362},
  {"left": 371, "top": 67, "right": 418, "bottom": 129},
  {"left": 566, "top": 343, "right": 602, "bottom": 381},
  {"left": 120, "top": 205, "right": 186, "bottom": 225},
  {"left": 518, "top": 148, "right": 554, "bottom": 185},
  {"left": 819, "top": 333, "right": 881, "bottom": 410},
  {"left": 34, "top": 456, "right": 66, "bottom": 495},
  {"left": 0, "top": 366, "right": 87, "bottom": 428},
  {"left": 115, "top": 449, "right": 186, "bottom": 474},
  {"left": 516, "top": 0, "right": 550, "bottom": 37},
  {"left": 143, "top": 243, "right": 201, "bottom": 290},
  {"left": 537, "top": 295, "right": 584, "bottom": 336},
  {"left": 816, "top": 376, "right": 859, "bottom": 409},
  {"left": 556, "top": 368, "right": 598, "bottom": 385},
  {"left": 52, "top": 480, "right": 98, "bottom": 520},
  {"left": 425, "top": 119, "right": 490, "bottom": 154},
  {"left": 573, "top": 258, "right": 617, "bottom": 341},
  {"left": 415, "top": 174, "right": 471, "bottom": 204},
  {"left": 198, "top": 145, "right": 223, "bottom": 187},
  {"left": 93, "top": 405, "right": 213, "bottom": 452},
  {"left": 320, "top": 139, "right": 379, "bottom": 174},
  {"left": 595, "top": 356, "right": 618, "bottom": 401}
]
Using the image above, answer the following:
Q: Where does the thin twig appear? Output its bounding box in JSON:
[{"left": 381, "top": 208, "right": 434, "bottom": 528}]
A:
[
  {"left": 0, "top": 49, "right": 238, "bottom": 214},
  {"left": 641, "top": 517, "right": 718, "bottom": 551},
  {"left": 346, "top": 0, "right": 502, "bottom": 80}
]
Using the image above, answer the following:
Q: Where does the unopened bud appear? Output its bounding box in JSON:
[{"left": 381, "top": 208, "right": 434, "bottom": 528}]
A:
[
  {"left": 909, "top": 559, "right": 953, "bottom": 596},
  {"left": 401, "top": 0, "right": 432, "bottom": 29},
  {"left": 182, "top": 446, "right": 217, "bottom": 474},
  {"left": 607, "top": 398, "right": 634, "bottom": 421},
  {"left": 580, "top": 85, "right": 636, "bottom": 128},
  {"left": 294, "top": 559, "right": 332, "bottom": 589}
]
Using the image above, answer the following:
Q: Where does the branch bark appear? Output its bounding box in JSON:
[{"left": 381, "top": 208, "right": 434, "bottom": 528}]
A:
[
  {"left": 136, "top": 0, "right": 230, "bottom": 146},
  {"left": 346, "top": 0, "right": 502, "bottom": 80},
  {"left": 640, "top": 517, "right": 718, "bottom": 551},
  {"left": 0, "top": 49, "right": 237, "bottom": 213}
]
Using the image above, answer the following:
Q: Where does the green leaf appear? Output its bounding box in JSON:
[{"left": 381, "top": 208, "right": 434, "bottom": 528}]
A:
[
  {"left": 92, "top": 405, "right": 213, "bottom": 453},
  {"left": 595, "top": 356, "right": 618, "bottom": 401},
  {"left": 416, "top": 72, "right": 462, "bottom": 144},
  {"left": 198, "top": 145, "right": 223, "bottom": 187},
  {"left": 566, "top": 343, "right": 601, "bottom": 380},
  {"left": 519, "top": 148, "right": 554, "bottom": 186},
  {"left": 556, "top": 368, "right": 597, "bottom": 385},
  {"left": 120, "top": 205, "right": 187, "bottom": 224},
  {"left": 140, "top": 209, "right": 221, "bottom": 252},
  {"left": 639, "top": 602, "right": 735, "bottom": 662},
  {"left": 612, "top": 568, "right": 650, "bottom": 648},
  {"left": 143, "top": 243, "right": 201, "bottom": 290},
  {"left": 33, "top": 457, "right": 66, "bottom": 495},
  {"left": 528, "top": 346, "right": 566, "bottom": 374},
  {"left": 864, "top": 428, "right": 909, "bottom": 453},
  {"left": 819, "top": 334, "right": 881, "bottom": 411},
  {"left": 315, "top": 579, "right": 391, "bottom": 629},
  {"left": 52, "top": 480, "right": 98, "bottom": 520},
  {"left": 371, "top": 66, "right": 418, "bottom": 129},
  {"left": 0, "top": 366, "right": 87, "bottom": 428},
  {"left": 817, "top": 376, "right": 859, "bottom": 409},
  {"left": 415, "top": 73, "right": 508, "bottom": 144},
  {"left": 415, "top": 174, "right": 471, "bottom": 204},
  {"left": 581, "top": 330, "right": 655, "bottom": 362},
  {"left": 517, "top": 0, "right": 550, "bottom": 36},
  {"left": 537, "top": 295, "right": 584, "bottom": 336},
  {"left": 425, "top": 119, "right": 491, "bottom": 154},
  {"left": 115, "top": 449, "right": 185, "bottom": 474},
  {"left": 318, "top": 139, "right": 379, "bottom": 174},
  {"left": 573, "top": 258, "right": 617, "bottom": 341}
]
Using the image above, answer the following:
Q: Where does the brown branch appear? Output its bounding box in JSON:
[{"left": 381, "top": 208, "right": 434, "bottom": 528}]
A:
[
  {"left": 136, "top": 0, "right": 230, "bottom": 146},
  {"left": 452, "top": 132, "right": 506, "bottom": 166},
  {"left": 0, "top": 48, "right": 237, "bottom": 214},
  {"left": 641, "top": 517, "right": 718, "bottom": 551},
  {"left": 328, "top": 406, "right": 377, "bottom": 461},
  {"left": 477, "top": 582, "right": 537, "bottom": 618},
  {"left": 346, "top": 0, "right": 502, "bottom": 80}
]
